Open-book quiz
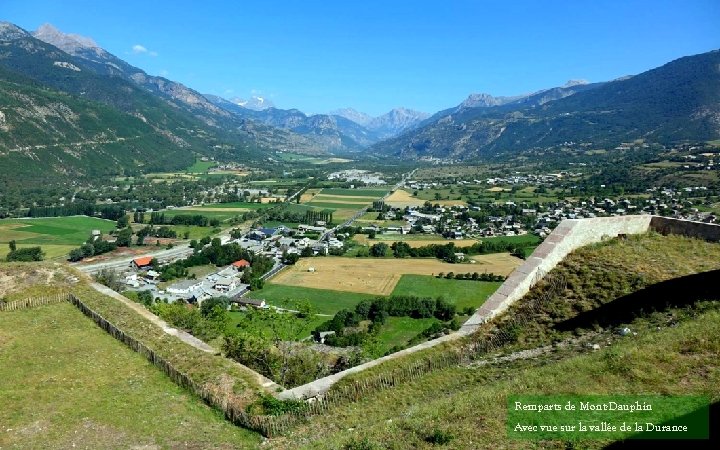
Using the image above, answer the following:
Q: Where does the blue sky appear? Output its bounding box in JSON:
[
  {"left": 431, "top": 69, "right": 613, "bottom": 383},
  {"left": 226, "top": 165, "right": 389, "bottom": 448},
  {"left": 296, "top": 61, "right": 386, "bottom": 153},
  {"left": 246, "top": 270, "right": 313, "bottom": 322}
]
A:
[{"left": 3, "top": 0, "right": 719, "bottom": 116}]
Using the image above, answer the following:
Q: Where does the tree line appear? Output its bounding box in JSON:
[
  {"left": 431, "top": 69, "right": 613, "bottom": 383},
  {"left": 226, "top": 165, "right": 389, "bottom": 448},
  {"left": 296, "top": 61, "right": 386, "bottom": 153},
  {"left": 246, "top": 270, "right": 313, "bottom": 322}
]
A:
[
  {"left": 313, "top": 295, "right": 459, "bottom": 349},
  {"left": 360, "top": 240, "right": 532, "bottom": 263},
  {"left": 27, "top": 202, "right": 126, "bottom": 220},
  {"left": 149, "top": 212, "right": 220, "bottom": 227}
]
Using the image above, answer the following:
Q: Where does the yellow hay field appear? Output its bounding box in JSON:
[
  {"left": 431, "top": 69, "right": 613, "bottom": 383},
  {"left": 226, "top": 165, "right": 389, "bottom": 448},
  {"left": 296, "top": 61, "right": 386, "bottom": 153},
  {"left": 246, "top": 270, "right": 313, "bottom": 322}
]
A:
[
  {"left": 260, "top": 197, "right": 283, "bottom": 204},
  {"left": 384, "top": 189, "right": 425, "bottom": 208},
  {"left": 270, "top": 255, "right": 520, "bottom": 295},
  {"left": 299, "top": 189, "right": 322, "bottom": 203}
]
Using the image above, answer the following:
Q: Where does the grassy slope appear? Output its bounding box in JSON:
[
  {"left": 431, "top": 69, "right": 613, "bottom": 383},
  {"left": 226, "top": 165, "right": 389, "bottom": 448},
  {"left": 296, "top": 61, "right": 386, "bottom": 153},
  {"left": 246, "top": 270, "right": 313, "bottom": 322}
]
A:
[
  {"left": 0, "top": 302, "right": 260, "bottom": 449},
  {"left": 272, "top": 307, "right": 720, "bottom": 450},
  {"left": 391, "top": 275, "right": 501, "bottom": 310},
  {"left": 374, "top": 316, "right": 440, "bottom": 354},
  {"left": 268, "top": 233, "right": 720, "bottom": 449},
  {"left": 70, "top": 283, "right": 264, "bottom": 402}
]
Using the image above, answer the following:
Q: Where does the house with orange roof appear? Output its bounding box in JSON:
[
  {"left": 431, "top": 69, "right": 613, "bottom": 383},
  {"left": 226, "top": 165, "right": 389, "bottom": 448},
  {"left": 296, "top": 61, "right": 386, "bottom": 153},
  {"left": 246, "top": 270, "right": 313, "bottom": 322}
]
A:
[
  {"left": 131, "top": 256, "right": 154, "bottom": 270},
  {"left": 231, "top": 259, "right": 251, "bottom": 270}
]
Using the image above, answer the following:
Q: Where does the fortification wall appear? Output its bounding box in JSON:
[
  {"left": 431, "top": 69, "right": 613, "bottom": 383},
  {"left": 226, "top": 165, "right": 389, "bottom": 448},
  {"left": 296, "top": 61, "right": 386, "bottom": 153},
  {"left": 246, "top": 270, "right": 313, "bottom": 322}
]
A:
[
  {"left": 463, "top": 215, "right": 653, "bottom": 328},
  {"left": 650, "top": 216, "right": 720, "bottom": 242}
]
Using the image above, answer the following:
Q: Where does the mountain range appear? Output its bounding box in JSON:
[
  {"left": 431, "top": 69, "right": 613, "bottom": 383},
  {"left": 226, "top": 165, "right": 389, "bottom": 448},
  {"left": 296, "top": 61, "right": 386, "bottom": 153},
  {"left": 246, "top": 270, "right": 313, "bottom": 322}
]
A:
[
  {"left": 203, "top": 95, "right": 429, "bottom": 152},
  {"left": 1, "top": 20, "right": 718, "bottom": 184},
  {"left": 371, "top": 51, "right": 720, "bottom": 159}
]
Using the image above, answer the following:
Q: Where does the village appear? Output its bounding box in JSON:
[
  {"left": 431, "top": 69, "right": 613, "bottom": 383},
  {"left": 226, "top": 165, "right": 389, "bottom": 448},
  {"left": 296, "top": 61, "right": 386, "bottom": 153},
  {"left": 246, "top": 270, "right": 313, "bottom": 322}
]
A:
[
  {"left": 118, "top": 179, "right": 717, "bottom": 313},
  {"left": 119, "top": 222, "right": 343, "bottom": 306}
]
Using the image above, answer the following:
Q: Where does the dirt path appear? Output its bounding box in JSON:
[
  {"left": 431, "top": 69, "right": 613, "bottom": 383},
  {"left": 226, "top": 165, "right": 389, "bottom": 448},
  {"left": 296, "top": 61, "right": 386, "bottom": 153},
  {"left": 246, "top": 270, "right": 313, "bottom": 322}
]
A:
[
  {"left": 89, "top": 282, "right": 216, "bottom": 353},
  {"left": 87, "top": 282, "right": 283, "bottom": 390}
]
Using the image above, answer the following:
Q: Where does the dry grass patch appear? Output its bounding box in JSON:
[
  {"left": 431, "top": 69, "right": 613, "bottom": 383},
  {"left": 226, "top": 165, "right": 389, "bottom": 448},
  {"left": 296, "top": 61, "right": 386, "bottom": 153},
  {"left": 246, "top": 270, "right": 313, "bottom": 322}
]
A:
[
  {"left": 0, "top": 263, "right": 76, "bottom": 299},
  {"left": 271, "top": 256, "right": 521, "bottom": 295}
]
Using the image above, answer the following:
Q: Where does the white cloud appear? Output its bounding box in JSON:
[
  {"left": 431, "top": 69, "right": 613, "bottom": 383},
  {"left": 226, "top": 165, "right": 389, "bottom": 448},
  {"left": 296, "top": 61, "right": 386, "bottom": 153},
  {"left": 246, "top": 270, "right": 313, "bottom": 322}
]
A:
[
  {"left": 159, "top": 69, "right": 169, "bottom": 77},
  {"left": 132, "top": 44, "right": 158, "bottom": 57}
]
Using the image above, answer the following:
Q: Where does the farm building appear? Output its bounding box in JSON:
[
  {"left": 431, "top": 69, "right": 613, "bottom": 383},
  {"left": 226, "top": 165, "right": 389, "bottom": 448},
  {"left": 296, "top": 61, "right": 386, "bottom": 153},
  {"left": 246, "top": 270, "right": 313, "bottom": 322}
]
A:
[
  {"left": 233, "top": 298, "right": 266, "bottom": 308},
  {"left": 132, "top": 256, "right": 153, "bottom": 270},
  {"left": 167, "top": 279, "right": 201, "bottom": 295},
  {"left": 214, "top": 277, "right": 238, "bottom": 292},
  {"left": 145, "top": 270, "right": 160, "bottom": 281}
]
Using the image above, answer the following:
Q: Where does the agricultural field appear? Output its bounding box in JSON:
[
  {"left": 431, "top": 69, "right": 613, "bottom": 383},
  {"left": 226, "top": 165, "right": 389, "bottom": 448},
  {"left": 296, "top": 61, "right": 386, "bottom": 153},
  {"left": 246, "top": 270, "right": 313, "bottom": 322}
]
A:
[
  {"left": 0, "top": 217, "right": 117, "bottom": 260},
  {"left": 270, "top": 256, "right": 520, "bottom": 296},
  {"left": 196, "top": 202, "right": 278, "bottom": 210},
  {"left": 317, "top": 188, "right": 389, "bottom": 197},
  {"left": 384, "top": 189, "right": 426, "bottom": 208},
  {"left": 412, "top": 184, "right": 563, "bottom": 205},
  {"left": 226, "top": 310, "right": 327, "bottom": 341},
  {"left": 184, "top": 159, "right": 217, "bottom": 173},
  {"left": 246, "top": 283, "right": 377, "bottom": 315},
  {"left": 299, "top": 188, "right": 322, "bottom": 203},
  {"left": 275, "top": 152, "right": 352, "bottom": 165},
  {"left": 0, "top": 302, "right": 260, "bottom": 449},
  {"left": 154, "top": 207, "right": 250, "bottom": 223},
  {"left": 391, "top": 275, "right": 501, "bottom": 311}
]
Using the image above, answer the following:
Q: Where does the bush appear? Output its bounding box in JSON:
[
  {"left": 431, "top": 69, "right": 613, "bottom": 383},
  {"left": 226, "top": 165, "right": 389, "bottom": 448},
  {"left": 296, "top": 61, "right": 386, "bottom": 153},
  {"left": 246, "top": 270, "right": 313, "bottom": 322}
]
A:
[
  {"left": 343, "top": 437, "right": 380, "bottom": 450},
  {"left": 247, "top": 393, "right": 307, "bottom": 416},
  {"left": 425, "top": 429, "right": 454, "bottom": 445},
  {"left": 6, "top": 246, "right": 44, "bottom": 262}
]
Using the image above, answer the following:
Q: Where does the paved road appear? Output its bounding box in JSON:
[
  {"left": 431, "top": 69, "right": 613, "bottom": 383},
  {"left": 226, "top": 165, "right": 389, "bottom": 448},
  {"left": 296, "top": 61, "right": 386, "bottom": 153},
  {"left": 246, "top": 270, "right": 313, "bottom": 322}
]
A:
[{"left": 76, "top": 244, "right": 196, "bottom": 274}]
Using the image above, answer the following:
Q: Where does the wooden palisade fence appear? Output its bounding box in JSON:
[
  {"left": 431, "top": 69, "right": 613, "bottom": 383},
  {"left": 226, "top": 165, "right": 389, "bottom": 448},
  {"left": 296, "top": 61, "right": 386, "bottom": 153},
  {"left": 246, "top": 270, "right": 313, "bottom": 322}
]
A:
[
  {"left": 0, "top": 292, "right": 69, "bottom": 311},
  {"left": 64, "top": 293, "right": 287, "bottom": 437}
]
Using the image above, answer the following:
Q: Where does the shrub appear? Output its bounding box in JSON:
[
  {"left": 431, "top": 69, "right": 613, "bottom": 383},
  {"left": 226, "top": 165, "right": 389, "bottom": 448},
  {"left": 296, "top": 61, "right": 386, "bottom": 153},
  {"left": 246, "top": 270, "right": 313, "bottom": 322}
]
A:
[{"left": 425, "top": 429, "right": 454, "bottom": 445}]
